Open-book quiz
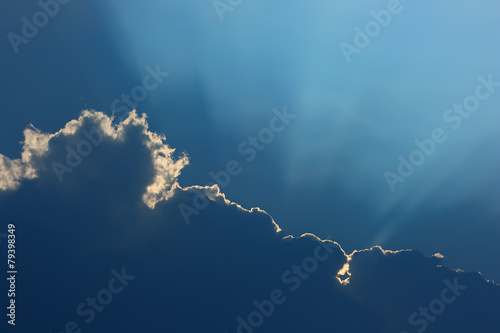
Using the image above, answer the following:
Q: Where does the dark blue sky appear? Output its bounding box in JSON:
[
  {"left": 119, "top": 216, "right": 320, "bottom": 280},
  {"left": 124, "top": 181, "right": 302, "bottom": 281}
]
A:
[{"left": 1, "top": 1, "right": 499, "bottom": 332}]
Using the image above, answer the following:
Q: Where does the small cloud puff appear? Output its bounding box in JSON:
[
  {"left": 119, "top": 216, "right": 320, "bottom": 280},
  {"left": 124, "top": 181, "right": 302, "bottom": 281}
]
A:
[{"left": 0, "top": 110, "right": 189, "bottom": 208}]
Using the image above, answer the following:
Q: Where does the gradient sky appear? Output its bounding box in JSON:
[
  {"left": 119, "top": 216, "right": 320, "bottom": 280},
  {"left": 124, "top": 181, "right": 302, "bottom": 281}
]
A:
[{"left": 1, "top": 1, "right": 500, "bottom": 332}]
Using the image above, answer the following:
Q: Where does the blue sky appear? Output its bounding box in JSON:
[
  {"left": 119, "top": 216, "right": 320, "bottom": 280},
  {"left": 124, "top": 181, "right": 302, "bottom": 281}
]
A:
[{"left": 1, "top": 1, "right": 500, "bottom": 332}]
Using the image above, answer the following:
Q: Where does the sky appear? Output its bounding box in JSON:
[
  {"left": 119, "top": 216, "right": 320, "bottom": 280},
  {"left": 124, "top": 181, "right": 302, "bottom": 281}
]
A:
[{"left": 1, "top": 1, "right": 499, "bottom": 332}]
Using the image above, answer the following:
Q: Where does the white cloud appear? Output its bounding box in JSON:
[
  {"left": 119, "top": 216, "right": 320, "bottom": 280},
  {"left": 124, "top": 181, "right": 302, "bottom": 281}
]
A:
[{"left": 0, "top": 110, "right": 189, "bottom": 209}]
